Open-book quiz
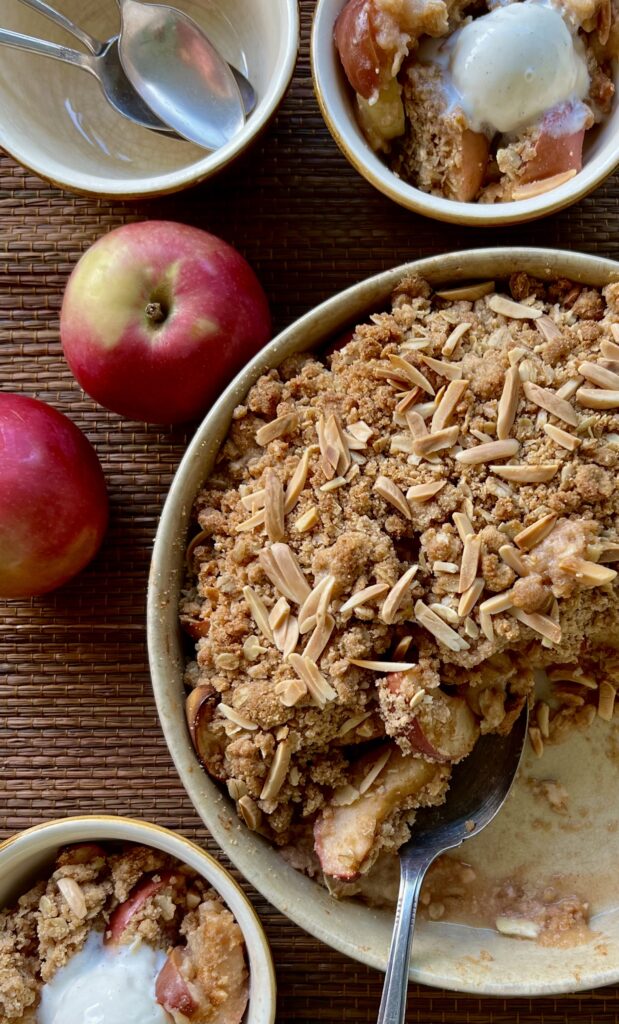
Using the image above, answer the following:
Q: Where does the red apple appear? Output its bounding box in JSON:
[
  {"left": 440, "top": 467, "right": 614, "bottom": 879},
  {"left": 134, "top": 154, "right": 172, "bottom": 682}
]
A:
[
  {"left": 386, "top": 673, "right": 479, "bottom": 762},
  {"left": 105, "top": 872, "right": 174, "bottom": 945},
  {"left": 0, "top": 394, "right": 108, "bottom": 599},
  {"left": 156, "top": 948, "right": 198, "bottom": 1018},
  {"left": 60, "top": 221, "right": 272, "bottom": 424}
]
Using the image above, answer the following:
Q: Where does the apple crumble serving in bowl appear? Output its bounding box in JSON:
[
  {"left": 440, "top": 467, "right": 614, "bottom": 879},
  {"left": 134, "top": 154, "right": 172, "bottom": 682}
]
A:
[
  {"left": 180, "top": 268, "right": 619, "bottom": 890},
  {"left": 331, "top": 0, "right": 618, "bottom": 204},
  {"left": 0, "top": 841, "right": 249, "bottom": 1024}
]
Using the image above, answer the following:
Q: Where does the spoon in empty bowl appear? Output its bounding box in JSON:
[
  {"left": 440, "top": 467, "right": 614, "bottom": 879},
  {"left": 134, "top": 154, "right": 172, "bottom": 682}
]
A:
[
  {"left": 116, "top": 0, "right": 250, "bottom": 149},
  {"left": 377, "top": 705, "right": 529, "bottom": 1024}
]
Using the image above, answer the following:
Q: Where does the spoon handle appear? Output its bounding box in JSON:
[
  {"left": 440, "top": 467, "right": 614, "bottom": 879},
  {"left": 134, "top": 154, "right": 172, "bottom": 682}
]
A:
[
  {"left": 16, "top": 0, "right": 104, "bottom": 55},
  {"left": 0, "top": 28, "right": 93, "bottom": 71},
  {"left": 377, "top": 848, "right": 437, "bottom": 1024}
]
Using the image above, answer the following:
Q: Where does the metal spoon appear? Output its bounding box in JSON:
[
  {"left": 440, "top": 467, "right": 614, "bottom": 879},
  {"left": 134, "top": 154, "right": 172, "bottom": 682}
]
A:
[
  {"left": 17, "top": 0, "right": 256, "bottom": 116},
  {"left": 377, "top": 705, "right": 529, "bottom": 1024},
  {"left": 116, "top": 0, "right": 246, "bottom": 150}
]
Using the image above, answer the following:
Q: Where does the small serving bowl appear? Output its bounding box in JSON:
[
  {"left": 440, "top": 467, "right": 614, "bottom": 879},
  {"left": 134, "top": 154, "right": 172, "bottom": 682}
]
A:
[
  {"left": 311, "top": 0, "right": 619, "bottom": 226},
  {"left": 0, "top": 814, "right": 276, "bottom": 1024},
  {"left": 0, "top": 0, "right": 298, "bottom": 198}
]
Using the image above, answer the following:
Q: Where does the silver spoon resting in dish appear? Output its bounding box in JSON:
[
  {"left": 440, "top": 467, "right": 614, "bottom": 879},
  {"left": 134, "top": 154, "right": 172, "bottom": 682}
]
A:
[
  {"left": 115, "top": 0, "right": 248, "bottom": 149},
  {"left": 377, "top": 704, "right": 529, "bottom": 1024}
]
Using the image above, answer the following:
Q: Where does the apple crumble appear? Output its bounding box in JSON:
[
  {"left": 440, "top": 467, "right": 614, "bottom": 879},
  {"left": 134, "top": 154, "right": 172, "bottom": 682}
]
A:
[
  {"left": 333, "top": 0, "right": 618, "bottom": 203},
  {"left": 181, "top": 270, "right": 619, "bottom": 888},
  {"left": 0, "top": 842, "right": 248, "bottom": 1023}
]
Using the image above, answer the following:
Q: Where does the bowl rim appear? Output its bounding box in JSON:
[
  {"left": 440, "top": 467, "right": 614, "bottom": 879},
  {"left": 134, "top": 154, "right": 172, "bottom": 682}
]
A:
[
  {"left": 148, "top": 246, "right": 619, "bottom": 995},
  {"left": 0, "top": 0, "right": 299, "bottom": 199},
  {"left": 0, "top": 813, "right": 276, "bottom": 1024},
  {"left": 310, "top": 0, "right": 619, "bottom": 226}
]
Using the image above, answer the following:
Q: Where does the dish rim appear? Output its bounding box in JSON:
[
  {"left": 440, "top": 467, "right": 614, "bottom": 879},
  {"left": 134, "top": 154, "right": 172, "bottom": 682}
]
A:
[{"left": 148, "top": 246, "right": 619, "bottom": 995}]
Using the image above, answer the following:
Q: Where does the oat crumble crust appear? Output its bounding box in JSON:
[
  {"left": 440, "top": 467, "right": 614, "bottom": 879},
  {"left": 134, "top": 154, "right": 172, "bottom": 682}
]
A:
[{"left": 0, "top": 844, "right": 247, "bottom": 1023}]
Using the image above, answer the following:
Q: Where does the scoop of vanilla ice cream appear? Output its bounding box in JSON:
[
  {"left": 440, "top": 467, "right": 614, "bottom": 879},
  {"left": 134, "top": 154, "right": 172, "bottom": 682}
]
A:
[
  {"left": 37, "top": 931, "right": 170, "bottom": 1024},
  {"left": 450, "top": 3, "right": 590, "bottom": 134}
]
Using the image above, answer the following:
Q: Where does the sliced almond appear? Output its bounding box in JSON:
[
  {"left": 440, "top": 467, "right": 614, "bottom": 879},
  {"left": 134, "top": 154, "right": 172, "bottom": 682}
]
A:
[
  {"left": 489, "top": 464, "right": 559, "bottom": 483},
  {"left": 264, "top": 468, "right": 285, "bottom": 542},
  {"left": 421, "top": 354, "right": 463, "bottom": 380},
  {"left": 288, "top": 653, "right": 337, "bottom": 708},
  {"left": 543, "top": 423, "right": 580, "bottom": 451},
  {"left": 316, "top": 414, "right": 338, "bottom": 481},
  {"left": 499, "top": 543, "right": 529, "bottom": 576},
  {"left": 348, "top": 658, "right": 417, "bottom": 672},
  {"left": 295, "top": 506, "right": 319, "bottom": 533},
  {"left": 429, "top": 604, "right": 460, "bottom": 625},
  {"left": 238, "top": 795, "right": 262, "bottom": 830},
  {"left": 395, "top": 388, "right": 423, "bottom": 415},
  {"left": 431, "top": 378, "right": 470, "bottom": 432},
  {"left": 459, "top": 535, "right": 481, "bottom": 593},
  {"left": 380, "top": 565, "right": 419, "bottom": 625},
  {"left": 576, "top": 387, "right": 619, "bottom": 409},
  {"left": 406, "top": 480, "right": 447, "bottom": 502},
  {"left": 391, "top": 433, "right": 418, "bottom": 455},
  {"left": 433, "top": 561, "right": 459, "bottom": 574},
  {"left": 578, "top": 360, "right": 619, "bottom": 391},
  {"left": 414, "top": 600, "right": 469, "bottom": 653},
  {"left": 374, "top": 476, "right": 411, "bottom": 519},
  {"left": 464, "top": 615, "right": 480, "bottom": 638},
  {"left": 488, "top": 294, "right": 543, "bottom": 320},
  {"left": 599, "top": 543, "right": 619, "bottom": 563},
  {"left": 414, "top": 425, "right": 460, "bottom": 457},
  {"left": 260, "top": 740, "right": 292, "bottom": 801},
  {"left": 436, "top": 283, "right": 494, "bottom": 301},
  {"left": 514, "top": 513, "right": 557, "bottom": 551},
  {"left": 339, "top": 583, "right": 390, "bottom": 615},
  {"left": 479, "top": 609, "right": 494, "bottom": 642},
  {"left": 496, "top": 367, "right": 520, "bottom": 440},
  {"left": 535, "top": 315, "right": 563, "bottom": 344},
  {"left": 240, "top": 489, "right": 265, "bottom": 511},
  {"left": 320, "top": 476, "right": 347, "bottom": 492},
  {"left": 219, "top": 704, "right": 258, "bottom": 731},
  {"left": 337, "top": 711, "right": 372, "bottom": 737},
  {"left": 236, "top": 507, "right": 266, "bottom": 533},
  {"left": 256, "top": 413, "right": 298, "bottom": 446},
  {"left": 269, "top": 596, "right": 290, "bottom": 631},
  {"left": 298, "top": 574, "right": 336, "bottom": 634},
  {"left": 598, "top": 681, "right": 616, "bottom": 721},
  {"left": 453, "top": 511, "right": 474, "bottom": 542},
  {"left": 557, "top": 556, "right": 617, "bottom": 587},
  {"left": 405, "top": 409, "right": 428, "bottom": 438},
  {"left": 275, "top": 677, "right": 307, "bottom": 707},
  {"left": 346, "top": 420, "right": 373, "bottom": 444},
  {"left": 243, "top": 586, "right": 273, "bottom": 642},
  {"left": 458, "top": 578, "right": 484, "bottom": 617},
  {"left": 441, "top": 321, "right": 473, "bottom": 357},
  {"left": 259, "top": 544, "right": 311, "bottom": 605},
  {"left": 523, "top": 381, "right": 578, "bottom": 427},
  {"left": 456, "top": 439, "right": 520, "bottom": 465},
  {"left": 358, "top": 749, "right": 392, "bottom": 795},
  {"left": 384, "top": 354, "right": 435, "bottom": 395},
  {"left": 601, "top": 335, "right": 619, "bottom": 360},
  {"left": 555, "top": 378, "right": 583, "bottom": 401},
  {"left": 510, "top": 608, "right": 561, "bottom": 645},
  {"left": 284, "top": 449, "right": 310, "bottom": 513},
  {"left": 511, "top": 169, "right": 577, "bottom": 201},
  {"left": 304, "top": 614, "right": 335, "bottom": 663},
  {"left": 57, "top": 877, "right": 87, "bottom": 919},
  {"left": 393, "top": 635, "right": 414, "bottom": 658}
]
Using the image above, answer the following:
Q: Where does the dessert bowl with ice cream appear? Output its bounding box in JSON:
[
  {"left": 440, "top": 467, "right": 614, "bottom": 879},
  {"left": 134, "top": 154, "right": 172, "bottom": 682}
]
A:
[
  {"left": 312, "top": 0, "right": 619, "bottom": 223},
  {"left": 0, "top": 816, "right": 275, "bottom": 1024}
]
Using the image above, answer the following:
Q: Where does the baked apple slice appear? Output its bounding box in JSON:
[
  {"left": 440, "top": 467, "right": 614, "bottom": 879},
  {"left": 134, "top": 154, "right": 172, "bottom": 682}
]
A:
[
  {"left": 314, "top": 745, "right": 449, "bottom": 879},
  {"left": 186, "top": 685, "right": 227, "bottom": 781},
  {"left": 156, "top": 948, "right": 199, "bottom": 1018},
  {"left": 445, "top": 128, "right": 490, "bottom": 203},
  {"left": 334, "top": 0, "right": 407, "bottom": 100},
  {"left": 105, "top": 872, "right": 174, "bottom": 945},
  {"left": 519, "top": 104, "right": 587, "bottom": 184},
  {"left": 386, "top": 672, "right": 480, "bottom": 762}
]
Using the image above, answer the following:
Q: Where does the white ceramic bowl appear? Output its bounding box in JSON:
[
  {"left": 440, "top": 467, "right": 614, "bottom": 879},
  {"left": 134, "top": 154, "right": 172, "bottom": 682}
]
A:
[
  {"left": 0, "top": 814, "right": 276, "bottom": 1024},
  {"left": 0, "top": 0, "right": 298, "bottom": 197},
  {"left": 148, "top": 248, "right": 619, "bottom": 995},
  {"left": 311, "top": 0, "right": 619, "bottom": 226}
]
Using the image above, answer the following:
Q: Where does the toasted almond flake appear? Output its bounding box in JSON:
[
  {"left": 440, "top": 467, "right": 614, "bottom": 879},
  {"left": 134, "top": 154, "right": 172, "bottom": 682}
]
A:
[
  {"left": 511, "top": 168, "right": 577, "bottom": 201},
  {"left": 488, "top": 294, "right": 543, "bottom": 320},
  {"left": 406, "top": 480, "right": 447, "bottom": 502},
  {"left": 264, "top": 469, "right": 285, "bottom": 542},
  {"left": 458, "top": 535, "right": 481, "bottom": 593},
  {"left": 602, "top": 335, "right": 619, "bottom": 360},
  {"left": 497, "top": 366, "right": 520, "bottom": 440},
  {"left": 464, "top": 615, "right": 480, "bottom": 638},
  {"left": 243, "top": 586, "right": 273, "bottom": 641},
  {"left": 453, "top": 511, "right": 474, "bottom": 542},
  {"left": 275, "top": 678, "right": 307, "bottom": 707},
  {"left": 393, "top": 636, "right": 413, "bottom": 658},
  {"left": 437, "top": 283, "right": 494, "bottom": 301},
  {"left": 522, "top": 381, "right": 578, "bottom": 426},
  {"left": 260, "top": 740, "right": 292, "bottom": 801},
  {"left": 298, "top": 574, "right": 336, "bottom": 634},
  {"left": 552, "top": 685, "right": 585, "bottom": 707},
  {"left": 241, "top": 489, "right": 266, "bottom": 511},
  {"left": 429, "top": 603, "right": 460, "bottom": 625},
  {"left": 281, "top": 616, "right": 300, "bottom": 659},
  {"left": 380, "top": 565, "right": 419, "bottom": 624},
  {"left": 536, "top": 701, "right": 550, "bottom": 738},
  {"left": 316, "top": 415, "right": 338, "bottom": 480},
  {"left": 391, "top": 433, "right": 418, "bottom": 455},
  {"left": 578, "top": 360, "right": 619, "bottom": 391},
  {"left": 405, "top": 409, "right": 428, "bottom": 438},
  {"left": 600, "top": 359, "right": 619, "bottom": 373},
  {"left": 555, "top": 378, "right": 583, "bottom": 401},
  {"left": 57, "top": 878, "right": 87, "bottom": 919},
  {"left": 339, "top": 583, "right": 390, "bottom": 615},
  {"left": 489, "top": 463, "right": 559, "bottom": 483},
  {"left": 259, "top": 544, "right": 311, "bottom": 605},
  {"left": 508, "top": 346, "right": 529, "bottom": 367},
  {"left": 236, "top": 507, "right": 266, "bottom": 533},
  {"left": 215, "top": 653, "right": 240, "bottom": 671},
  {"left": 598, "top": 681, "right": 616, "bottom": 721},
  {"left": 414, "top": 600, "right": 469, "bottom": 652},
  {"left": 421, "top": 354, "right": 463, "bottom": 380},
  {"left": 295, "top": 506, "right": 319, "bottom": 533},
  {"left": 347, "top": 420, "right": 374, "bottom": 444},
  {"left": 383, "top": 354, "right": 435, "bottom": 395},
  {"left": 331, "top": 784, "right": 361, "bottom": 806},
  {"left": 332, "top": 416, "right": 352, "bottom": 475},
  {"left": 284, "top": 449, "right": 310, "bottom": 513},
  {"left": 395, "top": 388, "right": 423, "bottom": 415},
  {"left": 345, "top": 464, "right": 360, "bottom": 483},
  {"left": 343, "top": 431, "right": 367, "bottom": 451},
  {"left": 514, "top": 512, "right": 557, "bottom": 551},
  {"left": 219, "top": 704, "right": 258, "bottom": 731},
  {"left": 499, "top": 543, "right": 529, "bottom": 576},
  {"left": 510, "top": 608, "right": 561, "bottom": 644},
  {"left": 479, "top": 591, "right": 513, "bottom": 615},
  {"left": 269, "top": 596, "right": 289, "bottom": 639},
  {"left": 458, "top": 578, "right": 484, "bottom": 617},
  {"left": 359, "top": 749, "right": 392, "bottom": 795},
  {"left": 256, "top": 413, "right": 298, "bottom": 446},
  {"left": 557, "top": 556, "right": 617, "bottom": 586},
  {"left": 430, "top": 378, "right": 470, "bottom": 433},
  {"left": 374, "top": 475, "right": 411, "bottom": 519},
  {"left": 410, "top": 399, "right": 439, "bottom": 420},
  {"left": 227, "top": 779, "right": 248, "bottom": 801},
  {"left": 479, "top": 609, "right": 494, "bottom": 642},
  {"left": 535, "top": 315, "right": 563, "bottom": 344},
  {"left": 238, "top": 795, "right": 262, "bottom": 830},
  {"left": 528, "top": 726, "right": 545, "bottom": 760},
  {"left": 547, "top": 667, "right": 598, "bottom": 689},
  {"left": 338, "top": 711, "right": 372, "bottom": 737},
  {"left": 600, "top": 543, "right": 619, "bottom": 562},
  {"left": 576, "top": 387, "right": 619, "bottom": 409},
  {"left": 433, "top": 561, "right": 459, "bottom": 574},
  {"left": 304, "top": 614, "right": 335, "bottom": 663},
  {"left": 320, "top": 476, "right": 347, "bottom": 492},
  {"left": 456, "top": 439, "right": 520, "bottom": 465},
  {"left": 470, "top": 428, "right": 491, "bottom": 443},
  {"left": 413, "top": 425, "right": 460, "bottom": 457},
  {"left": 543, "top": 423, "right": 580, "bottom": 451},
  {"left": 242, "top": 635, "right": 266, "bottom": 661},
  {"left": 441, "top": 321, "right": 473, "bottom": 356},
  {"left": 289, "top": 653, "right": 337, "bottom": 708},
  {"left": 348, "top": 658, "right": 417, "bottom": 672}
]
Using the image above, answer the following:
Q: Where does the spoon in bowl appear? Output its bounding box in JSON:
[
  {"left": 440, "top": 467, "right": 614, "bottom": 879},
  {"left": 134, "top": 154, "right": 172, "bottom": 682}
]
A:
[
  {"left": 115, "top": 0, "right": 248, "bottom": 149},
  {"left": 377, "top": 704, "right": 529, "bottom": 1024}
]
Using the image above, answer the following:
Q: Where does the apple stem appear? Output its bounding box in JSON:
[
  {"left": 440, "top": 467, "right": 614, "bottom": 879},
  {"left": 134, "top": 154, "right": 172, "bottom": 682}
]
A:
[{"left": 145, "top": 301, "right": 166, "bottom": 324}]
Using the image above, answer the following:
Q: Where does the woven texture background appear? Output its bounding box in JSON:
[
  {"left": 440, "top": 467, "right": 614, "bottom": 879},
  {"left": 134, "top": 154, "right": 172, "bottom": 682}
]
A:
[{"left": 2, "top": 2, "right": 619, "bottom": 1020}]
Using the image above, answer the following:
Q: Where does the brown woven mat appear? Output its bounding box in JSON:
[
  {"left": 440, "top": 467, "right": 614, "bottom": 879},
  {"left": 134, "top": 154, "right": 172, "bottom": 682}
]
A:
[{"left": 2, "top": 2, "right": 619, "bottom": 1020}]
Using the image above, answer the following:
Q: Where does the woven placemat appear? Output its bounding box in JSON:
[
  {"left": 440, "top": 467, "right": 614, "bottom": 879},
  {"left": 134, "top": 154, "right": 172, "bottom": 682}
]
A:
[{"left": 2, "top": 3, "right": 619, "bottom": 1020}]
